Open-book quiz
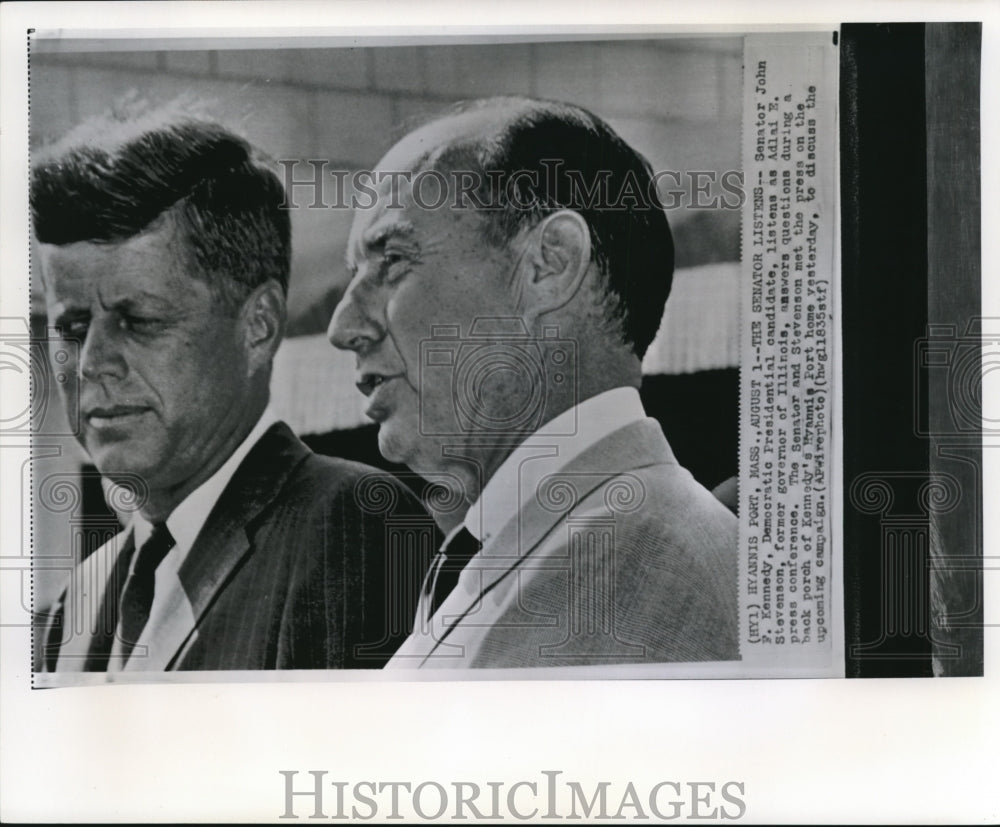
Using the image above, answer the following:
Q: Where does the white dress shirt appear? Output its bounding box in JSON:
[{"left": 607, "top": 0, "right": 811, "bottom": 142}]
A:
[{"left": 109, "top": 405, "right": 278, "bottom": 668}]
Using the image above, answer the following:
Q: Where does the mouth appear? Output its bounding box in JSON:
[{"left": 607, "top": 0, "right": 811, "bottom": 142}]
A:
[
  {"left": 356, "top": 373, "right": 403, "bottom": 423},
  {"left": 84, "top": 405, "right": 151, "bottom": 428},
  {"left": 356, "top": 372, "right": 401, "bottom": 397}
]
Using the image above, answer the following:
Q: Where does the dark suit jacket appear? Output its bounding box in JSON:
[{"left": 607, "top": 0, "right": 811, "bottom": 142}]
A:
[{"left": 40, "top": 422, "right": 437, "bottom": 673}]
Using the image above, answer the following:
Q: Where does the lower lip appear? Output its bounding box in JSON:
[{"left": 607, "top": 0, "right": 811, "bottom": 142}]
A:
[
  {"left": 87, "top": 410, "right": 150, "bottom": 429},
  {"left": 364, "top": 377, "right": 400, "bottom": 421}
]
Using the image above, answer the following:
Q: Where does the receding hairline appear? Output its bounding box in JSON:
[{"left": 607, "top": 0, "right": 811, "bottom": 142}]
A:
[{"left": 375, "top": 98, "right": 552, "bottom": 173}]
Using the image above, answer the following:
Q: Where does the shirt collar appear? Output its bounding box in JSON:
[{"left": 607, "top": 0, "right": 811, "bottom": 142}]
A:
[
  {"left": 131, "top": 405, "right": 279, "bottom": 562},
  {"left": 463, "top": 387, "right": 646, "bottom": 544}
]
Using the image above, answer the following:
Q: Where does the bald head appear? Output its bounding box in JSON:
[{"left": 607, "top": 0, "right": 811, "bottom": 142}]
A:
[{"left": 371, "top": 96, "right": 675, "bottom": 359}]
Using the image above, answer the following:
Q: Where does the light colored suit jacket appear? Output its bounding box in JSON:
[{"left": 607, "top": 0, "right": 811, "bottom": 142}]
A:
[{"left": 389, "top": 419, "right": 739, "bottom": 668}]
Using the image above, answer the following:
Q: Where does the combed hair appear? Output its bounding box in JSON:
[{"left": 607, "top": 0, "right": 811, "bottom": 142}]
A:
[
  {"left": 30, "top": 117, "right": 291, "bottom": 309},
  {"left": 426, "top": 97, "right": 674, "bottom": 359}
]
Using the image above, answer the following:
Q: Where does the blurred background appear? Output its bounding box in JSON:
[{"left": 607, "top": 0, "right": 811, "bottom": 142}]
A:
[{"left": 29, "top": 36, "right": 743, "bottom": 607}]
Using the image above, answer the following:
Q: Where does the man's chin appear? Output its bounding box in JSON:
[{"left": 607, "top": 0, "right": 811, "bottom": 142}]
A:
[
  {"left": 87, "top": 445, "right": 158, "bottom": 491},
  {"left": 376, "top": 426, "right": 411, "bottom": 467},
  {"left": 377, "top": 426, "right": 463, "bottom": 483}
]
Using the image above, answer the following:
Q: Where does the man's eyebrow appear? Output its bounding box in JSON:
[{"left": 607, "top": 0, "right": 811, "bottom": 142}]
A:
[
  {"left": 51, "top": 305, "right": 88, "bottom": 327},
  {"left": 98, "top": 290, "right": 176, "bottom": 314}
]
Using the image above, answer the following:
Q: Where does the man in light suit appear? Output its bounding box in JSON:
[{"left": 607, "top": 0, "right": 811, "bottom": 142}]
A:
[
  {"left": 328, "top": 97, "right": 739, "bottom": 668},
  {"left": 32, "top": 116, "right": 430, "bottom": 674}
]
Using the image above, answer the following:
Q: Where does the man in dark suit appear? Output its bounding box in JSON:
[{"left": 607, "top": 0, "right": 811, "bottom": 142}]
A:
[
  {"left": 32, "top": 116, "right": 432, "bottom": 674},
  {"left": 328, "top": 97, "right": 739, "bottom": 668}
]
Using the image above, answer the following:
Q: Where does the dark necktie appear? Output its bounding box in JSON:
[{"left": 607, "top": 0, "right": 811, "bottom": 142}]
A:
[
  {"left": 118, "top": 522, "right": 175, "bottom": 662},
  {"left": 427, "top": 527, "right": 482, "bottom": 620}
]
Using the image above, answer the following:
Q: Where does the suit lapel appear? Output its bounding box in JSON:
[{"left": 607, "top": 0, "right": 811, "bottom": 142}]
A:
[
  {"left": 51, "top": 529, "right": 132, "bottom": 673},
  {"left": 85, "top": 532, "right": 135, "bottom": 671},
  {"left": 143, "top": 422, "right": 311, "bottom": 670},
  {"left": 417, "top": 419, "right": 675, "bottom": 664}
]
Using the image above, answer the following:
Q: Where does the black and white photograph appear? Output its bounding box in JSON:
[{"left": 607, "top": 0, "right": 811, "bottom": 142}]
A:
[
  {"left": 28, "top": 31, "right": 761, "bottom": 678},
  {"left": 0, "top": 0, "right": 996, "bottom": 822}
]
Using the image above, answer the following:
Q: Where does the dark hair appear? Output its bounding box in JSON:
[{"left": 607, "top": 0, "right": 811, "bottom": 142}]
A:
[
  {"left": 30, "top": 117, "right": 291, "bottom": 308},
  {"left": 425, "top": 97, "right": 674, "bottom": 359}
]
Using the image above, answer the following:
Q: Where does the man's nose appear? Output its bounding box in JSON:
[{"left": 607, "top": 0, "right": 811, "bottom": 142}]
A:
[
  {"left": 78, "top": 318, "right": 127, "bottom": 383},
  {"left": 327, "top": 278, "right": 384, "bottom": 353}
]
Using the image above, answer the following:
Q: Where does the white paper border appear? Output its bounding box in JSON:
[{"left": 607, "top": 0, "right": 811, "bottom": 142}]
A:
[{"left": 2, "top": 2, "right": 998, "bottom": 823}]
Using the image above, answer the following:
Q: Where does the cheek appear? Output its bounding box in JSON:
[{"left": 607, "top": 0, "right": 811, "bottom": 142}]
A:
[
  {"left": 385, "top": 292, "right": 433, "bottom": 369},
  {"left": 387, "top": 275, "right": 482, "bottom": 339},
  {"left": 146, "top": 329, "right": 245, "bottom": 407}
]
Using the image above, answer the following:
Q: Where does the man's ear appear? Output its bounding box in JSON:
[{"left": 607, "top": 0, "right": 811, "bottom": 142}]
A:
[
  {"left": 240, "top": 279, "right": 286, "bottom": 372},
  {"left": 517, "top": 210, "right": 592, "bottom": 322}
]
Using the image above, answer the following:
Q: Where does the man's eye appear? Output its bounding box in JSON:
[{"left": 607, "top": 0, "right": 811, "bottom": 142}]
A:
[
  {"left": 381, "top": 252, "right": 412, "bottom": 281},
  {"left": 119, "top": 315, "right": 158, "bottom": 332},
  {"left": 55, "top": 320, "right": 89, "bottom": 339}
]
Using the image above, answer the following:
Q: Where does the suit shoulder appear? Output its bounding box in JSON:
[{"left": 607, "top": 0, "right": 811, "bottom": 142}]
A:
[
  {"left": 639, "top": 461, "right": 734, "bottom": 531},
  {"left": 293, "top": 452, "right": 394, "bottom": 483},
  {"left": 574, "top": 464, "right": 738, "bottom": 613},
  {"left": 279, "top": 452, "right": 425, "bottom": 516}
]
